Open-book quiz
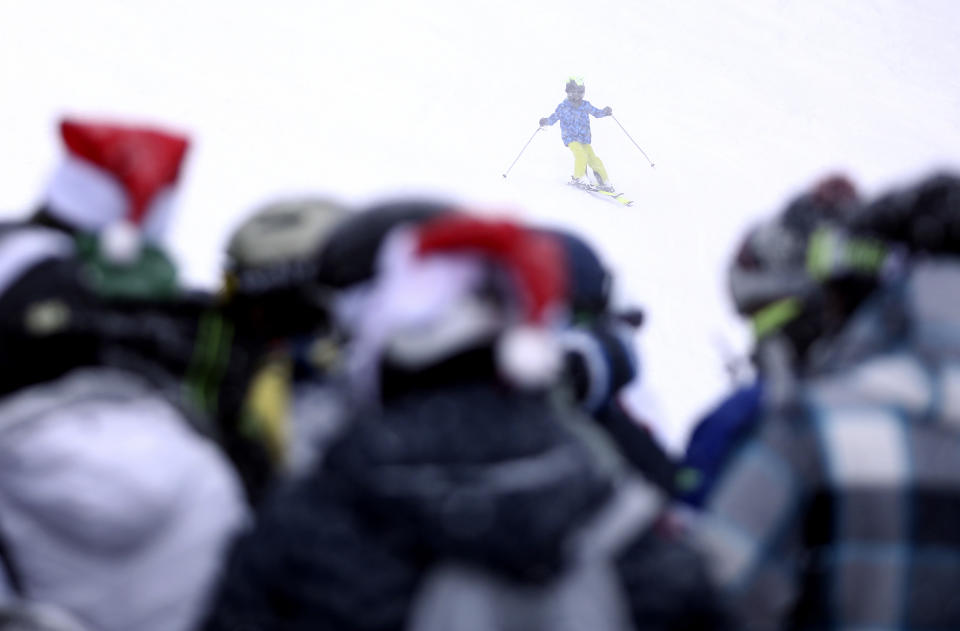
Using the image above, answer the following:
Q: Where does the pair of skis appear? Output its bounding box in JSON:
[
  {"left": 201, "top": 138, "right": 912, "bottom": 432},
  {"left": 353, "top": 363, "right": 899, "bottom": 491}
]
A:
[{"left": 567, "top": 179, "right": 634, "bottom": 207}]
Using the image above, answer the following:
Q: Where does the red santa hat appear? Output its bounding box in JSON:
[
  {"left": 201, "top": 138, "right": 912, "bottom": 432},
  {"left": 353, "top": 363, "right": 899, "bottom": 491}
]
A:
[
  {"left": 336, "top": 213, "right": 568, "bottom": 391},
  {"left": 416, "top": 214, "right": 569, "bottom": 388},
  {"left": 414, "top": 215, "right": 566, "bottom": 325},
  {"left": 43, "top": 117, "right": 190, "bottom": 261}
]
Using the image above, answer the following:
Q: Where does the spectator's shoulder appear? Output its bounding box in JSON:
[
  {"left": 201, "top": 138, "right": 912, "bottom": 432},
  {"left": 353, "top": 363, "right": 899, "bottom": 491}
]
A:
[{"left": 747, "top": 398, "right": 824, "bottom": 483}]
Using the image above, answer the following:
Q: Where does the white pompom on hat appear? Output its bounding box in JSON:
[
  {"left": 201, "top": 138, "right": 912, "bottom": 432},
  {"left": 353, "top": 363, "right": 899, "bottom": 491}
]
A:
[{"left": 43, "top": 118, "right": 190, "bottom": 262}]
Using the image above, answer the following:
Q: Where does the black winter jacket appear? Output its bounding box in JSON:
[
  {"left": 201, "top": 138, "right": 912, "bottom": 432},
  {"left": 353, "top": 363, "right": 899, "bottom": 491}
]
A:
[{"left": 201, "top": 351, "right": 725, "bottom": 631}]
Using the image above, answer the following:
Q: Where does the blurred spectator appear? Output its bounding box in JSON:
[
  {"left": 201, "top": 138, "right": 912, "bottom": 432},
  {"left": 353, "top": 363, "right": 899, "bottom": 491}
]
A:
[
  {"left": 218, "top": 202, "right": 678, "bottom": 489},
  {"left": 208, "top": 195, "right": 354, "bottom": 494},
  {"left": 547, "top": 227, "right": 678, "bottom": 495},
  {"left": 0, "top": 118, "right": 247, "bottom": 631},
  {"left": 221, "top": 198, "right": 454, "bottom": 479},
  {"left": 201, "top": 204, "right": 725, "bottom": 631},
  {"left": 679, "top": 174, "right": 861, "bottom": 507},
  {"left": 696, "top": 171, "right": 960, "bottom": 629}
]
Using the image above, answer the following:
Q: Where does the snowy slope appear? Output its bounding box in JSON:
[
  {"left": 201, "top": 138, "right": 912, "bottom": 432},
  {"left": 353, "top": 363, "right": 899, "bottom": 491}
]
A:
[{"left": 2, "top": 0, "right": 959, "bottom": 450}]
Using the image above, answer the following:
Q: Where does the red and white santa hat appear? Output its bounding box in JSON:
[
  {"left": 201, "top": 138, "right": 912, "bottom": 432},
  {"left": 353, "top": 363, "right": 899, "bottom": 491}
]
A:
[
  {"left": 417, "top": 214, "right": 571, "bottom": 388},
  {"left": 340, "top": 212, "right": 570, "bottom": 391},
  {"left": 43, "top": 117, "right": 190, "bottom": 261}
]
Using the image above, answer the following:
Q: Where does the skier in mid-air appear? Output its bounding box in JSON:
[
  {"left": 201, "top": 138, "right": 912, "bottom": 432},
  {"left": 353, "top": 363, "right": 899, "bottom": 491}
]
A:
[{"left": 539, "top": 76, "right": 615, "bottom": 191}]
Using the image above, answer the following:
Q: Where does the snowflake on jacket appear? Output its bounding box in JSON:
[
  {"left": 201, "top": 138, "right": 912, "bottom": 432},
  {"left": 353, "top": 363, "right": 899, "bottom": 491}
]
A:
[{"left": 544, "top": 100, "right": 609, "bottom": 146}]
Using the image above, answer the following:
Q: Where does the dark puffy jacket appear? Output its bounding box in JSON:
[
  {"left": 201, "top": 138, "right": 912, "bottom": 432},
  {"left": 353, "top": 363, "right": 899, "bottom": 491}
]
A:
[{"left": 201, "top": 351, "right": 725, "bottom": 631}]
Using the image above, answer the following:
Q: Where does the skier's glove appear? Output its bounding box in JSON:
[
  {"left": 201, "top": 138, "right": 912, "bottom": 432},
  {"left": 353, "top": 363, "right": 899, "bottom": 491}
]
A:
[
  {"left": 602, "top": 107, "right": 612, "bottom": 116},
  {"left": 539, "top": 117, "right": 549, "bottom": 127}
]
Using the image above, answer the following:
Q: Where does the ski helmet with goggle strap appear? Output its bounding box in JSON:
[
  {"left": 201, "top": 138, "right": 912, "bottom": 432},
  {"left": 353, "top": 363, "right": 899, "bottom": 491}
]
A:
[{"left": 566, "top": 76, "right": 585, "bottom": 94}]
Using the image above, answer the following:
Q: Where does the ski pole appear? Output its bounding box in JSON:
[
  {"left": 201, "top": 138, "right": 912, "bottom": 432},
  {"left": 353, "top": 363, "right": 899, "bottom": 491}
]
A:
[
  {"left": 611, "top": 115, "right": 655, "bottom": 168},
  {"left": 712, "top": 330, "right": 752, "bottom": 386},
  {"left": 502, "top": 127, "right": 542, "bottom": 178}
]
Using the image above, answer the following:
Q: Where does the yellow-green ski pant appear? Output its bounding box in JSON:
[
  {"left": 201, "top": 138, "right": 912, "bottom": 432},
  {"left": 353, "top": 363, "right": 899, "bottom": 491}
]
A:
[{"left": 568, "top": 141, "right": 609, "bottom": 182}]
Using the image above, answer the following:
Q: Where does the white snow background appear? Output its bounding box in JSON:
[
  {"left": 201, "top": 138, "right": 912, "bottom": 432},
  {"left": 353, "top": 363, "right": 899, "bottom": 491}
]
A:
[{"left": 2, "top": 0, "right": 958, "bottom": 451}]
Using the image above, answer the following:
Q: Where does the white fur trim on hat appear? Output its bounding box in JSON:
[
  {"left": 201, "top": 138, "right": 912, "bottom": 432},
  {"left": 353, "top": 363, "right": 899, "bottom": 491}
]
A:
[
  {"left": 44, "top": 155, "right": 176, "bottom": 245},
  {"left": 385, "top": 295, "right": 502, "bottom": 369},
  {"left": 45, "top": 155, "right": 128, "bottom": 233},
  {"left": 334, "top": 227, "right": 489, "bottom": 395}
]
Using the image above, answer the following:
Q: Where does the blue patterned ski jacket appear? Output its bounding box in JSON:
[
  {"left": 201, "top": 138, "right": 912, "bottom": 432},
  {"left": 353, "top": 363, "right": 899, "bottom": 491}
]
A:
[{"left": 544, "top": 99, "right": 608, "bottom": 146}]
